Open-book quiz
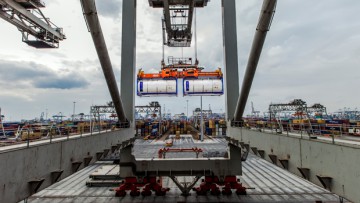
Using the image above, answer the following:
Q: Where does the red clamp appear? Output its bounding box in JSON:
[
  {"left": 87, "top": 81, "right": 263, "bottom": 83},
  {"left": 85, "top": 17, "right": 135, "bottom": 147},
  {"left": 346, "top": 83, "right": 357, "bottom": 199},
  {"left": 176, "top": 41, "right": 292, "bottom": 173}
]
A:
[{"left": 141, "top": 177, "right": 170, "bottom": 196}]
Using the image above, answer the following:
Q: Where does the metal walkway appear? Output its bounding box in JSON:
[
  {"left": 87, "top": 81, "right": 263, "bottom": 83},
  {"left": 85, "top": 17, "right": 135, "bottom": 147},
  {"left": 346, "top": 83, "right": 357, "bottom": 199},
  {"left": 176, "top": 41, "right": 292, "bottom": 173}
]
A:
[{"left": 27, "top": 154, "right": 346, "bottom": 203}]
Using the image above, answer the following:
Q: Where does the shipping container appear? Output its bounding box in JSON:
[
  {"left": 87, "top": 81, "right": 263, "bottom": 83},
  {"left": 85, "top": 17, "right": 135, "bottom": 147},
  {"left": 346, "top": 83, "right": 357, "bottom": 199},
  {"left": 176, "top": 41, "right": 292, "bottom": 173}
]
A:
[
  {"left": 137, "top": 79, "right": 177, "bottom": 96},
  {"left": 183, "top": 78, "right": 224, "bottom": 96}
]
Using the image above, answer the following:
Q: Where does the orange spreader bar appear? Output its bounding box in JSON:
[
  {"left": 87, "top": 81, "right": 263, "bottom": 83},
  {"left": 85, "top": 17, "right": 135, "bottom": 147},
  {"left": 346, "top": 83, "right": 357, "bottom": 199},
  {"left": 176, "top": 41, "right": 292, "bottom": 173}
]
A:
[{"left": 138, "top": 67, "right": 223, "bottom": 79}]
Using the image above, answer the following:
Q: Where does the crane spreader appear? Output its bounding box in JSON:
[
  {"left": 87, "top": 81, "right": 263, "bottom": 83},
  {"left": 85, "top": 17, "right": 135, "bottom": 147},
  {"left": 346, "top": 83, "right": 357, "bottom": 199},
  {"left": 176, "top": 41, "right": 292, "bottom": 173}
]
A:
[{"left": 137, "top": 57, "right": 224, "bottom": 96}]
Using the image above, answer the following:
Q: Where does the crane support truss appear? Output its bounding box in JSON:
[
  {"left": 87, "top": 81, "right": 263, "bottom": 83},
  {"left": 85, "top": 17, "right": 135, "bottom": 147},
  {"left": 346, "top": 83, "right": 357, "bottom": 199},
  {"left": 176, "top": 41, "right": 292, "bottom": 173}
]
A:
[
  {"left": 90, "top": 105, "right": 116, "bottom": 126},
  {"left": 268, "top": 99, "right": 308, "bottom": 133},
  {"left": 90, "top": 105, "right": 116, "bottom": 115},
  {"left": 135, "top": 106, "right": 161, "bottom": 115},
  {"left": 90, "top": 103, "right": 163, "bottom": 120},
  {"left": 269, "top": 99, "right": 307, "bottom": 114},
  {"left": 307, "top": 103, "right": 327, "bottom": 115},
  {"left": 0, "top": 0, "right": 66, "bottom": 48},
  {"left": 268, "top": 99, "right": 327, "bottom": 136},
  {"left": 269, "top": 99, "right": 327, "bottom": 116},
  {"left": 149, "top": 0, "right": 209, "bottom": 47}
]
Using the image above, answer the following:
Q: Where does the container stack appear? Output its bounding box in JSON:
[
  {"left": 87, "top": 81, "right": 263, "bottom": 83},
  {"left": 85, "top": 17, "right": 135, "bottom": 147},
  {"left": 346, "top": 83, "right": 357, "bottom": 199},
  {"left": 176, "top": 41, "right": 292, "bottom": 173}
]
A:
[
  {"left": 175, "top": 130, "right": 180, "bottom": 139},
  {"left": 171, "top": 120, "right": 188, "bottom": 135},
  {"left": 219, "top": 119, "right": 227, "bottom": 135},
  {"left": 77, "top": 122, "right": 85, "bottom": 134},
  {"left": 136, "top": 120, "right": 171, "bottom": 138},
  {"left": 144, "top": 121, "right": 150, "bottom": 137},
  {"left": 203, "top": 119, "right": 226, "bottom": 136}
]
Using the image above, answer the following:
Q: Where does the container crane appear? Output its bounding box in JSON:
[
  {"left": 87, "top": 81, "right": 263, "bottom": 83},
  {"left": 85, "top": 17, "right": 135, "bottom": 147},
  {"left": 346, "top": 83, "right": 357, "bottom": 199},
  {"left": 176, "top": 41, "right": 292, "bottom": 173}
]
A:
[
  {"left": 78, "top": 0, "right": 278, "bottom": 198},
  {"left": 0, "top": 0, "right": 66, "bottom": 48},
  {"left": 137, "top": 0, "right": 222, "bottom": 97}
]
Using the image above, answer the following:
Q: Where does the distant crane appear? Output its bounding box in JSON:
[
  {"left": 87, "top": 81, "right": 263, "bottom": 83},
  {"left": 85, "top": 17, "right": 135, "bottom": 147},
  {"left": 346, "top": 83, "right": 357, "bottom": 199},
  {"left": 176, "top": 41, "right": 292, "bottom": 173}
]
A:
[
  {"left": 0, "top": 0, "right": 66, "bottom": 48},
  {"left": 39, "top": 112, "right": 44, "bottom": 122},
  {"left": 52, "top": 112, "right": 65, "bottom": 122},
  {"left": 251, "top": 102, "right": 260, "bottom": 118},
  {"left": 0, "top": 107, "right": 5, "bottom": 137}
]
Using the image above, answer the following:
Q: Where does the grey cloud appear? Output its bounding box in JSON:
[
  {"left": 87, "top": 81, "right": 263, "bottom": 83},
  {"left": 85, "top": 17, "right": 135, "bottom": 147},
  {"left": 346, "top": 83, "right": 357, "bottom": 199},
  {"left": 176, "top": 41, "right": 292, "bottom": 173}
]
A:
[
  {"left": 34, "top": 77, "right": 89, "bottom": 89},
  {"left": 95, "top": 0, "right": 122, "bottom": 19},
  {"left": 0, "top": 61, "right": 51, "bottom": 80},
  {"left": 0, "top": 60, "right": 89, "bottom": 89}
]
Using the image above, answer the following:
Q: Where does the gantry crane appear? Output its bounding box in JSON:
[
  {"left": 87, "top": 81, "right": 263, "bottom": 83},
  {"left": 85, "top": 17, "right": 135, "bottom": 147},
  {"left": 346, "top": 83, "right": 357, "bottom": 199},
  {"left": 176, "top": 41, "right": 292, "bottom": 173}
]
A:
[
  {"left": 269, "top": 99, "right": 316, "bottom": 136},
  {"left": 138, "top": 1, "right": 223, "bottom": 97},
  {"left": 0, "top": 0, "right": 65, "bottom": 48},
  {"left": 80, "top": 0, "right": 278, "bottom": 198}
]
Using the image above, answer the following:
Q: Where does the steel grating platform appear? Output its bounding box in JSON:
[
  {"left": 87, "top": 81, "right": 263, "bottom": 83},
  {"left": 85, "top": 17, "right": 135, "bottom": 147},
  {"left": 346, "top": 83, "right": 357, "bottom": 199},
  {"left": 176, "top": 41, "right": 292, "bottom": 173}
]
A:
[{"left": 27, "top": 153, "right": 346, "bottom": 202}]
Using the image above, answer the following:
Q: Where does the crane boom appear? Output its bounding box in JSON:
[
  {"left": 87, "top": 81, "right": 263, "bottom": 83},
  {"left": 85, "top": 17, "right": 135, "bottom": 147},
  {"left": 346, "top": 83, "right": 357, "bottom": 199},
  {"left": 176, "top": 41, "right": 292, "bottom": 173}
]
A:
[
  {"left": 233, "top": 0, "right": 277, "bottom": 121},
  {"left": 80, "top": 0, "right": 127, "bottom": 123},
  {"left": 0, "top": 0, "right": 65, "bottom": 48}
]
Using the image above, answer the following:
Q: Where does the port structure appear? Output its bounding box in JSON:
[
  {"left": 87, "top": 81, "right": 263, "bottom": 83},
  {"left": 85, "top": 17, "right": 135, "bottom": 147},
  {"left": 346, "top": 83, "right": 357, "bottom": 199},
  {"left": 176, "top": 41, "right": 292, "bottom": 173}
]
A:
[
  {"left": 268, "top": 99, "right": 319, "bottom": 136},
  {"left": 307, "top": 103, "right": 327, "bottom": 115},
  {"left": 139, "top": 1, "right": 223, "bottom": 97},
  {"left": 0, "top": 0, "right": 66, "bottom": 48},
  {"left": 149, "top": 0, "right": 209, "bottom": 47},
  {"left": 135, "top": 102, "right": 163, "bottom": 137},
  {"left": 4, "top": 0, "right": 354, "bottom": 202},
  {"left": 267, "top": 99, "right": 328, "bottom": 137},
  {"left": 116, "top": 137, "right": 247, "bottom": 196},
  {"left": 135, "top": 102, "right": 162, "bottom": 119},
  {"left": 233, "top": 0, "right": 277, "bottom": 121},
  {"left": 79, "top": 0, "right": 276, "bottom": 198},
  {"left": 81, "top": 0, "right": 128, "bottom": 124},
  {"left": 116, "top": 0, "right": 273, "bottom": 197}
]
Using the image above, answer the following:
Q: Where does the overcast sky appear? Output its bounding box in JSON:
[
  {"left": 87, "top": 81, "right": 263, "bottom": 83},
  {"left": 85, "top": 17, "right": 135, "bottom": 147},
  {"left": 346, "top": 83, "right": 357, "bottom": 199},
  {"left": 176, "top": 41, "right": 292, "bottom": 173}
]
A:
[{"left": 0, "top": 0, "right": 359, "bottom": 121}]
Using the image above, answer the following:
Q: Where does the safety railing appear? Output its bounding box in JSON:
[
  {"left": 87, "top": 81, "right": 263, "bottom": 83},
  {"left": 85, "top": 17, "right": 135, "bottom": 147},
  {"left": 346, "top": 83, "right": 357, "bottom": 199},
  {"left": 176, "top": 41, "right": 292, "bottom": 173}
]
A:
[
  {"left": 231, "top": 119, "right": 360, "bottom": 145},
  {"left": 0, "top": 122, "right": 127, "bottom": 150}
]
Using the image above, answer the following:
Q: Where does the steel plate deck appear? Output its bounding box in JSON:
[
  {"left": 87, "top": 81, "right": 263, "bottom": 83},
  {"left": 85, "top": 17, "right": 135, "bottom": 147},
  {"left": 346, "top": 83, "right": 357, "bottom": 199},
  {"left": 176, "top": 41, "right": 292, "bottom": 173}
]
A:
[
  {"left": 27, "top": 153, "right": 346, "bottom": 202},
  {"left": 133, "top": 135, "right": 229, "bottom": 158}
]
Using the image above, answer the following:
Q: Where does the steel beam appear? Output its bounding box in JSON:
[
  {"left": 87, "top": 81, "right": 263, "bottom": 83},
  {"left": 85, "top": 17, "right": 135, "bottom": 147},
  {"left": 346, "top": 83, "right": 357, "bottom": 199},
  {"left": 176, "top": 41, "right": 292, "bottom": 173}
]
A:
[
  {"left": 81, "top": 0, "right": 127, "bottom": 122},
  {"left": 186, "top": 0, "right": 195, "bottom": 34},
  {"left": 121, "top": 0, "right": 137, "bottom": 124},
  {"left": 119, "top": 141, "right": 242, "bottom": 177},
  {"left": 0, "top": 0, "right": 64, "bottom": 39},
  {"left": 0, "top": 9, "right": 38, "bottom": 37},
  {"left": 222, "top": 0, "right": 239, "bottom": 121},
  {"left": 234, "top": 0, "right": 277, "bottom": 121},
  {"left": 163, "top": 0, "right": 172, "bottom": 40},
  {"left": 90, "top": 105, "right": 116, "bottom": 114}
]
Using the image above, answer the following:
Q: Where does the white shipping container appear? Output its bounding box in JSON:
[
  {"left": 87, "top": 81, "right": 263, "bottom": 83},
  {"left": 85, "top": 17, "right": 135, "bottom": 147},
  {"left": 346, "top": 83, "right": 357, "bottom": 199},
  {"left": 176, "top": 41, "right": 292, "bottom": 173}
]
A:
[
  {"left": 183, "top": 78, "right": 223, "bottom": 96},
  {"left": 137, "top": 79, "right": 177, "bottom": 96}
]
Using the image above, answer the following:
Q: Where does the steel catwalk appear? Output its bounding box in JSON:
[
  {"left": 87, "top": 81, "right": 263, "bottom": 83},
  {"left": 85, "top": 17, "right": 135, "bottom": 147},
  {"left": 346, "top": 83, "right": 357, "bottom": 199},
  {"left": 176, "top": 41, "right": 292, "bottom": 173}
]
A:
[{"left": 27, "top": 155, "right": 345, "bottom": 202}]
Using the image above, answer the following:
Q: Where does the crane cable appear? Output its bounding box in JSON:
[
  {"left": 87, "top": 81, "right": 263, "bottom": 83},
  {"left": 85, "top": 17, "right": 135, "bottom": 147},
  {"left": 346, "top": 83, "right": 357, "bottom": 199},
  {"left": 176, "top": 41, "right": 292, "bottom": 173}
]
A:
[{"left": 194, "top": 7, "right": 197, "bottom": 62}]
